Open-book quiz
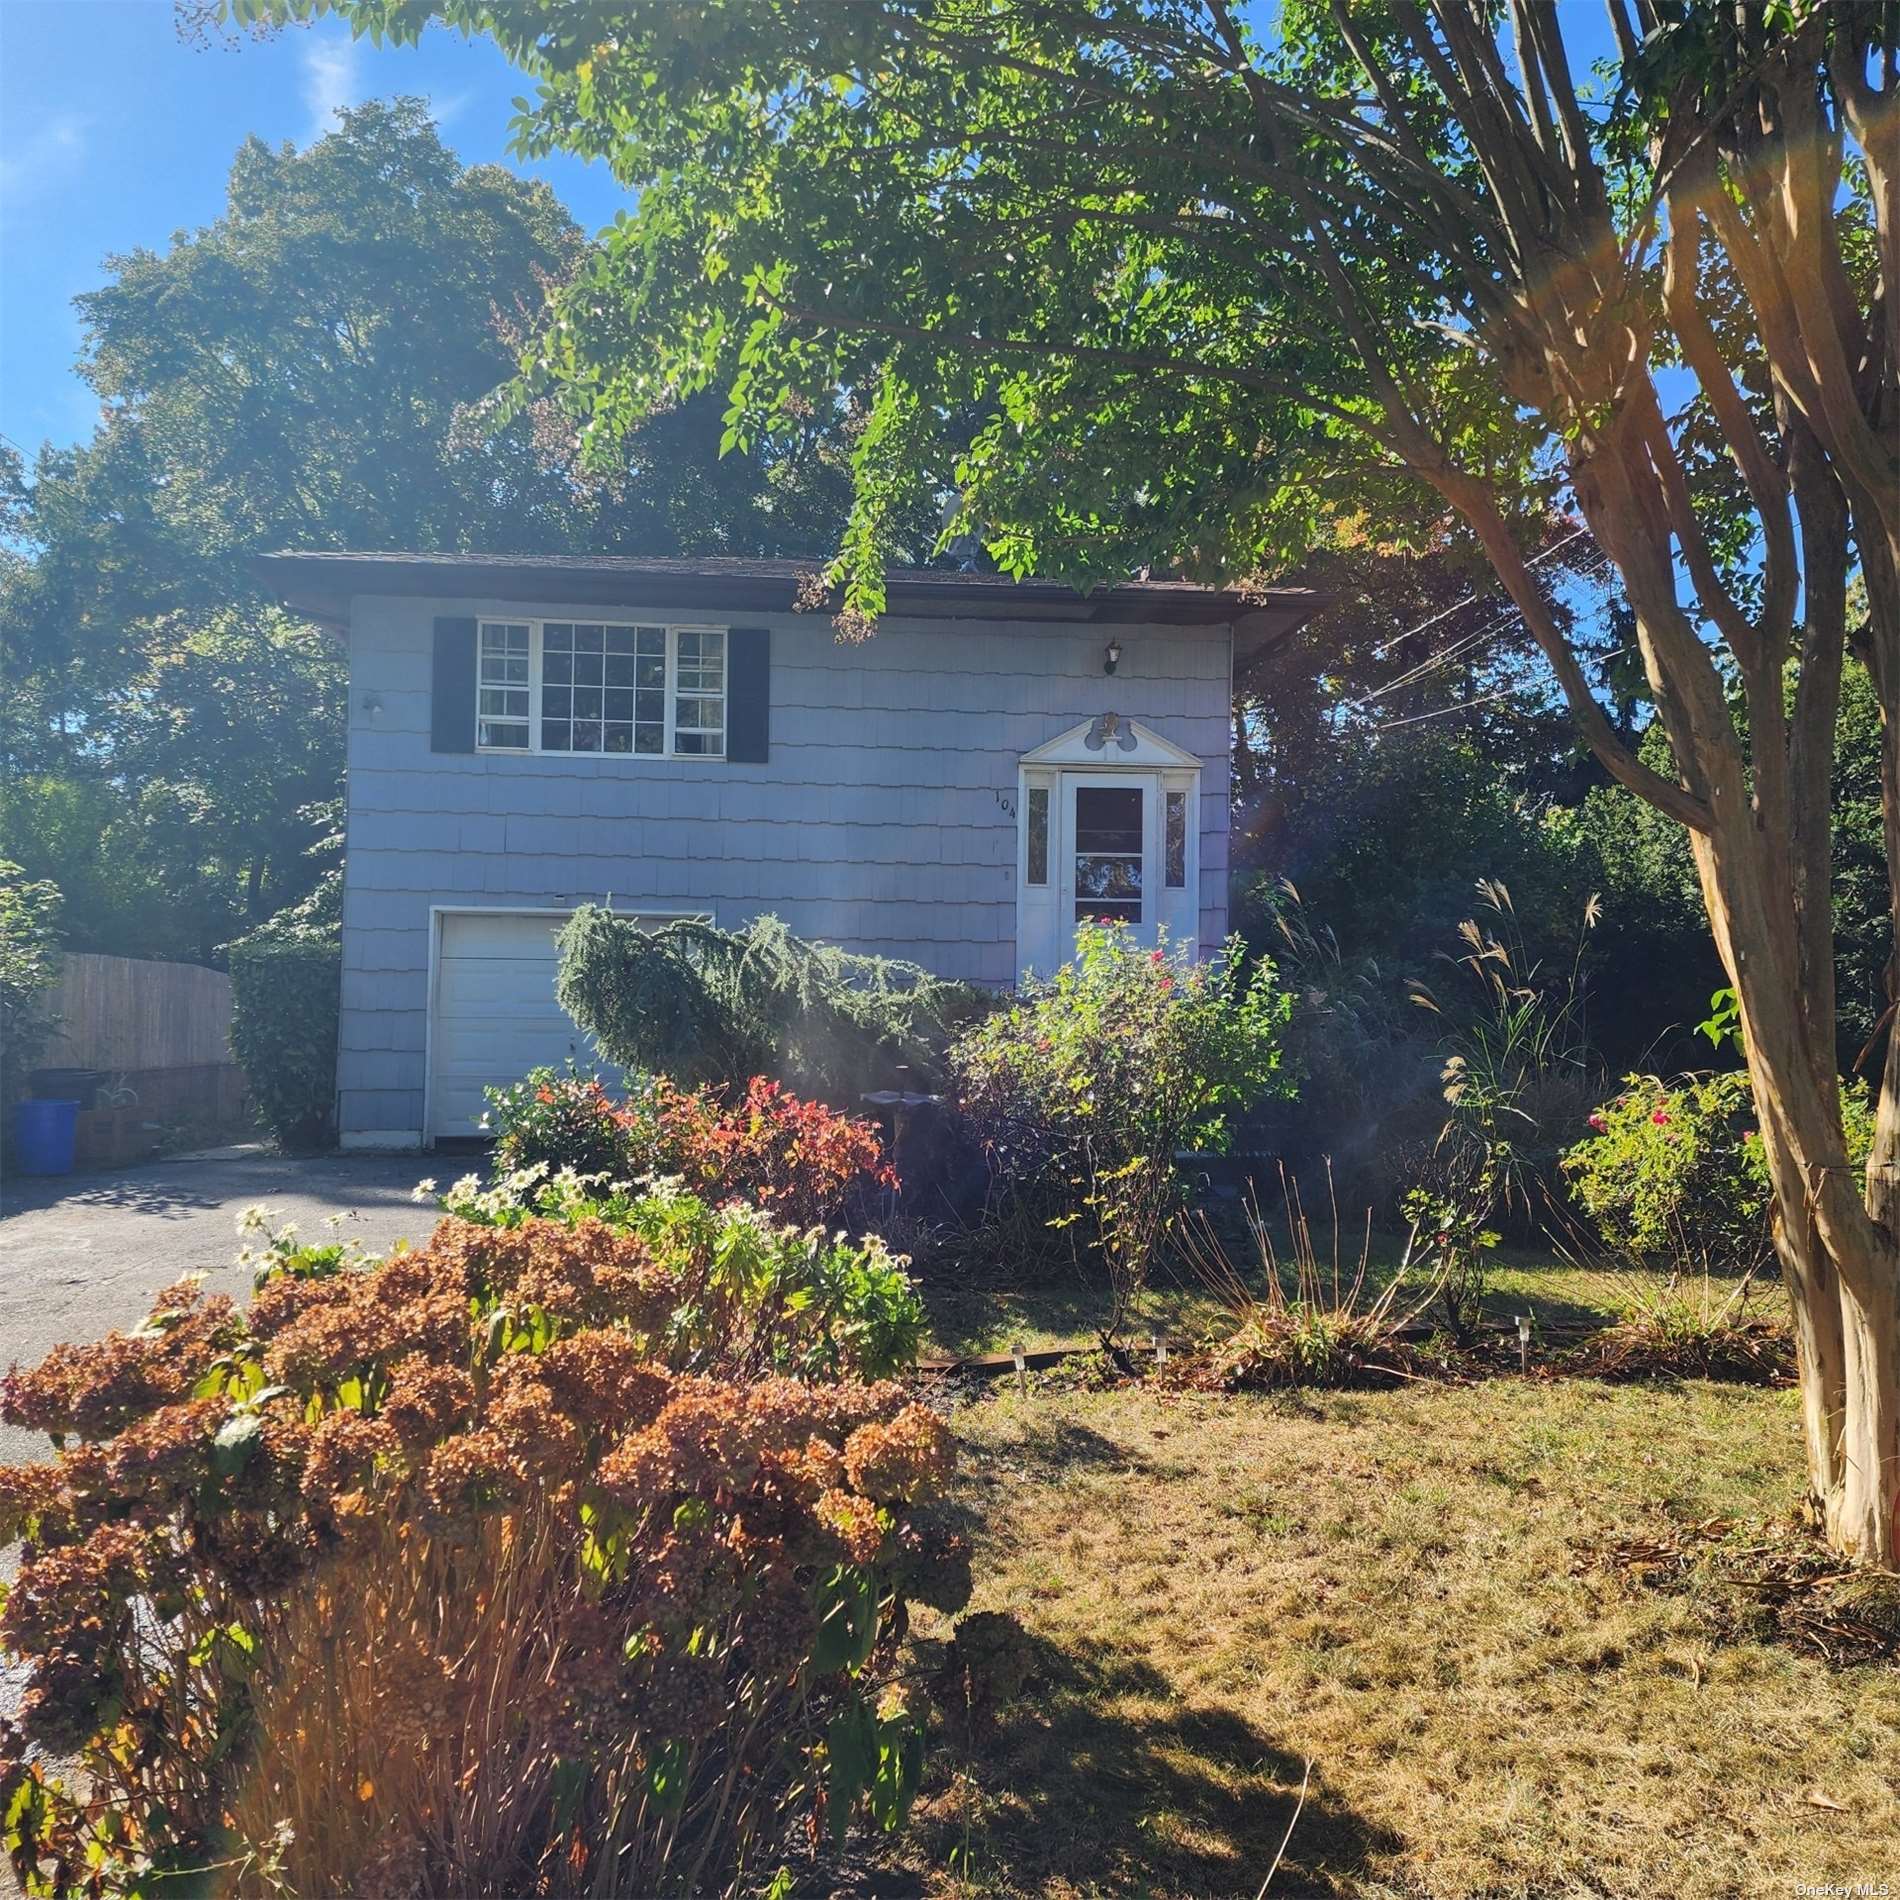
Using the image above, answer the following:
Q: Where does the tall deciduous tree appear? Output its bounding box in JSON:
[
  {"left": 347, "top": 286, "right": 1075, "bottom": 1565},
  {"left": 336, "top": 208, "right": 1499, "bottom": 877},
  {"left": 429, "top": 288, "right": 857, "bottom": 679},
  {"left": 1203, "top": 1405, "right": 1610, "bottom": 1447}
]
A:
[
  {"left": 228, "top": 0, "right": 1899, "bottom": 1564},
  {"left": 3, "top": 98, "right": 909, "bottom": 957}
]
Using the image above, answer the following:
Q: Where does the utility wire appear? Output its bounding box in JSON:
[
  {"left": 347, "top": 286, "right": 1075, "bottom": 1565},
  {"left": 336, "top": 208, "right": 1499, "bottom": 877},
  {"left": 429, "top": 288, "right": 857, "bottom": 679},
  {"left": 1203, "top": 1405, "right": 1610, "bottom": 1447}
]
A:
[
  {"left": 1365, "top": 644, "right": 1635, "bottom": 734},
  {"left": 1341, "top": 547, "right": 1617, "bottom": 714},
  {"left": 1355, "top": 524, "right": 1594, "bottom": 665}
]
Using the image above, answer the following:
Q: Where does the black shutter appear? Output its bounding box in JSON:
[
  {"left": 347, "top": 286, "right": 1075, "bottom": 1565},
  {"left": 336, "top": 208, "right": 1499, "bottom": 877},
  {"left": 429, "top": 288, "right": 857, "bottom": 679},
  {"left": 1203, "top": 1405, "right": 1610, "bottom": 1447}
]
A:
[
  {"left": 431, "top": 616, "right": 478, "bottom": 753},
  {"left": 726, "top": 625, "right": 770, "bottom": 763}
]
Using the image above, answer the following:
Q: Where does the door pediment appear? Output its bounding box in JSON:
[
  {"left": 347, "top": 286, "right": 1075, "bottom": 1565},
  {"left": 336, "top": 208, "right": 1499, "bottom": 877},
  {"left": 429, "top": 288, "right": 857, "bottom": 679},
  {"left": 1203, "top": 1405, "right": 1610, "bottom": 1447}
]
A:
[{"left": 1019, "top": 714, "right": 1203, "bottom": 770}]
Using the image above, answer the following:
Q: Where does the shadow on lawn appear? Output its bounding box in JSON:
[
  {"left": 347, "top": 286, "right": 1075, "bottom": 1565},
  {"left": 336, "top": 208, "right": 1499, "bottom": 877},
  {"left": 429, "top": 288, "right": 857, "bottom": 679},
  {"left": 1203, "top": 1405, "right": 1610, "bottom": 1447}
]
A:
[
  {"left": 955, "top": 1414, "right": 1164, "bottom": 1488},
  {"left": 908, "top": 1630, "right": 1396, "bottom": 1898},
  {"left": 917, "top": 1262, "right": 1108, "bottom": 1358}
]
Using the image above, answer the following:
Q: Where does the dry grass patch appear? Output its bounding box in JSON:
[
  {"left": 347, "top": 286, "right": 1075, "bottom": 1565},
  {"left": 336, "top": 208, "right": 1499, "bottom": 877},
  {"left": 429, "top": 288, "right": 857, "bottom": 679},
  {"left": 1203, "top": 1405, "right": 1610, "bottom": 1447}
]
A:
[{"left": 894, "top": 1378, "right": 1899, "bottom": 1898}]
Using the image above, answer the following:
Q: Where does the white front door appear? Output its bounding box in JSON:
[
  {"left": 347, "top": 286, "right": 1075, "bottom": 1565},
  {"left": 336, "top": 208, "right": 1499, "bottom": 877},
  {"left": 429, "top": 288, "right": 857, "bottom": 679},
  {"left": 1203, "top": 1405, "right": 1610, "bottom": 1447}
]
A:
[
  {"left": 1014, "top": 717, "right": 1203, "bottom": 982},
  {"left": 1060, "top": 773, "right": 1159, "bottom": 948}
]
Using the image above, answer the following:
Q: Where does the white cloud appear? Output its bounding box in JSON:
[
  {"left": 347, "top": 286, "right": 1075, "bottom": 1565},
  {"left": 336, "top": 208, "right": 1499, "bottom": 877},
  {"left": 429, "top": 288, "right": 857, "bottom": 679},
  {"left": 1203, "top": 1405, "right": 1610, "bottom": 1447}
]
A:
[
  {"left": 0, "top": 114, "right": 91, "bottom": 207},
  {"left": 302, "top": 30, "right": 366, "bottom": 142}
]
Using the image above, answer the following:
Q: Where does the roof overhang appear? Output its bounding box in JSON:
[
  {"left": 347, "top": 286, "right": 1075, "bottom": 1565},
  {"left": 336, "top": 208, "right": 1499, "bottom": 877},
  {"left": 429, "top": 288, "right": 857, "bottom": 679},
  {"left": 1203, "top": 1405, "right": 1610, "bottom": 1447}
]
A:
[{"left": 254, "top": 551, "right": 1328, "bottom": 656}]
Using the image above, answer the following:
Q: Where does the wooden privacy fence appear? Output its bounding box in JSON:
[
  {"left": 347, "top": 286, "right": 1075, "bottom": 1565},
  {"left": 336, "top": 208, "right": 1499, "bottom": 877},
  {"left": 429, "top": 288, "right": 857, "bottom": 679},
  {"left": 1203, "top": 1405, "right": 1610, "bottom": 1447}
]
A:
[
  {"left": 42, "top": 954, "right": 234, "bottom": 1072},
  {"left": 27, "top": 955, "right": 248, "bottom": 1165}
]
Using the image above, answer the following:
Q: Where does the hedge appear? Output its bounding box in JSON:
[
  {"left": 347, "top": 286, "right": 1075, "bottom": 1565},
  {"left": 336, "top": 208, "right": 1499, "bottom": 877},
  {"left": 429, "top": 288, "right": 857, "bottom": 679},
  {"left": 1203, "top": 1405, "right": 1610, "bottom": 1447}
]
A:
[{"left": 228, "top": 939, "right": 339, "bottom": 1149}]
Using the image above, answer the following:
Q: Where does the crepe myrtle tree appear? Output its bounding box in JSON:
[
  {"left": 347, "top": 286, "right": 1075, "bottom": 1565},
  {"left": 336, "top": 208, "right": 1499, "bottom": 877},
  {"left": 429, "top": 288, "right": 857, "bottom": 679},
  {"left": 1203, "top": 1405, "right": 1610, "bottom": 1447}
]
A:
[{"left": 219, "top": 0, "right": 1900, "bottom": 1561}]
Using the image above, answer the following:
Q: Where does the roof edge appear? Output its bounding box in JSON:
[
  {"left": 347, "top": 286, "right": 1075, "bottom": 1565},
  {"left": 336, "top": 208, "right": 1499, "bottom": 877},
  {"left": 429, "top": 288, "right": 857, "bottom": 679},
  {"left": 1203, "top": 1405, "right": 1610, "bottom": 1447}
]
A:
[{"left": 254, "top": 550, "right": 1331, "bottom": 635}]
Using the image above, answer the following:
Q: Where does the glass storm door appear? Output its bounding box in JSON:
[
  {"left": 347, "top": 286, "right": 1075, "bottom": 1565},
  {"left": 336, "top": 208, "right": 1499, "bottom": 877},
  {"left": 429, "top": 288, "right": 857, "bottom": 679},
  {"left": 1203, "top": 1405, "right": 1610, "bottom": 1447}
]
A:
[{"left": 1061, "top": 775, "right": 1157, "bottom": 947}]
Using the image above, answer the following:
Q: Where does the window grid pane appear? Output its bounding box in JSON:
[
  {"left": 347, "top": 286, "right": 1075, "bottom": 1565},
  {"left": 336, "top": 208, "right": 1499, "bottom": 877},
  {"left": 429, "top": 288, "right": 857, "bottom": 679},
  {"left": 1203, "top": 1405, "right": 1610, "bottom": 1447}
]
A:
[
  {"left": 483, "top": 622, "right": 726, "bottom": 757},
  {"left": 1073, "top": 785, "right": 1143, "bottom": 925},
  {"left": 673, "top": 628, "right": 725, "bottom": 757},
  {"left": 478, "top": 622, "right": 530, "bottom": 748},
  {"left": 1165, "top": 791, "right": 1187, "bottom": 889}
]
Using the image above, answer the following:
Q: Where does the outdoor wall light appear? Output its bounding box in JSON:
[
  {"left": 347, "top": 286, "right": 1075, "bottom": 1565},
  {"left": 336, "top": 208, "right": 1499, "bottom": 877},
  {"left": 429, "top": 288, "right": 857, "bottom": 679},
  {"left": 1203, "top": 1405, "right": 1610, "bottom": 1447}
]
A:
[
  {"left": 360, "top": 692, "right": 384, "bottom": 719},
  {"left": 1103, "top": 639, "right": 1122, "bottom": 676}
]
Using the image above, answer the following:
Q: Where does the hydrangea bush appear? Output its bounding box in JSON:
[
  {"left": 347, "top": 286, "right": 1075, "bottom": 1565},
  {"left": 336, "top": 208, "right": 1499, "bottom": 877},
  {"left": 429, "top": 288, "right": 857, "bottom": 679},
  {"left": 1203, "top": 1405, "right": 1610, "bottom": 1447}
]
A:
[{"left": 0, "top": 1188, "right": 956, "bottom": 1898}]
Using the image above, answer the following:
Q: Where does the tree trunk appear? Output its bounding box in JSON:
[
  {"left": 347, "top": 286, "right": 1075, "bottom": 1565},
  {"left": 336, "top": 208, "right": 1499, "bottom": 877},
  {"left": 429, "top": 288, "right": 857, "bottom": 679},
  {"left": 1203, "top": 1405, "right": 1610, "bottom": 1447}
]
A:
[
  {"left": 1447, "top": 438, "right": 1900, "bottom": 1569},
  {"left": 1689, "top": 805, "right": 1900, "bottom": 1567}
]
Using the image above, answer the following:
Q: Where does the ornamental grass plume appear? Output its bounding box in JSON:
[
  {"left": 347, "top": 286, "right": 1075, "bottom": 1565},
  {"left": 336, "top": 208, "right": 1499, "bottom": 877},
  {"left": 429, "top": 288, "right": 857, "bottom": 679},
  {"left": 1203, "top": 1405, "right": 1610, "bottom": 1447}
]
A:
[
  {"left": 1174, "top": 1168, "right": 1444, "bottom": 1392},
  {"left": 0, "top": 1196, "right": 963, "bottom": 1899}
]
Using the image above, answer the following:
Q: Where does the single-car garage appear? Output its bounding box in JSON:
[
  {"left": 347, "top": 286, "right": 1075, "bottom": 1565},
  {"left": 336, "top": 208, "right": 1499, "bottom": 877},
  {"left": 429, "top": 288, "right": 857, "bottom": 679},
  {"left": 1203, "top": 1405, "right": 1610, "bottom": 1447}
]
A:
[{"left": 426, "top": 908, "right": 683, "bottom": 1142}]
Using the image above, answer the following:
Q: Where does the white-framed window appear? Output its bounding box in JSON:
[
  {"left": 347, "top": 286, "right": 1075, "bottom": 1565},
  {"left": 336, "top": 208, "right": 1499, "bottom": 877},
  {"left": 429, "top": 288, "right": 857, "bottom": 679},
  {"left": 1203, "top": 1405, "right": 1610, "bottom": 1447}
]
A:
[
  {"left": 477, "top": 619, "right": 726, "bottom": 758},
  {"left": 477, "top": 622, "right": 531, "bottom": 749}
]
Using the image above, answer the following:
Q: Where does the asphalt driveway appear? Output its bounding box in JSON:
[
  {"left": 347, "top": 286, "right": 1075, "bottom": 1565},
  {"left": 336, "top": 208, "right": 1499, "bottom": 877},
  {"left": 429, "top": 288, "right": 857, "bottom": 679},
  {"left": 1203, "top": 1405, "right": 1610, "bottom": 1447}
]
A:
[{"left": 0, "top": 1148, "right": 442, "bottom": 1460}]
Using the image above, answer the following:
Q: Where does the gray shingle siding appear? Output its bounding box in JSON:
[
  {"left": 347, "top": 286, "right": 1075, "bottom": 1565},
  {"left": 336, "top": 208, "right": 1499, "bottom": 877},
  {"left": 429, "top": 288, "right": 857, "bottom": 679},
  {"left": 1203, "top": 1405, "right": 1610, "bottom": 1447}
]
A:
[{"left": 337, "top": 591, "right": 1235, "bottom": 1143}]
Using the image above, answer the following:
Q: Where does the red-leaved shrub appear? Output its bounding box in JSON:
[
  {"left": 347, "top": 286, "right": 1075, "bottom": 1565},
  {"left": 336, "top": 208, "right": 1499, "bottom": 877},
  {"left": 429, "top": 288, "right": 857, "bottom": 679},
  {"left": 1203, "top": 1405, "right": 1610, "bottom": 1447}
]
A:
[
  {"left": 646, "top": 1076, "right": 896, "bottom": 1228},
  {"left": 483, "top": 1070, "right": 896, "bottom": 1230}
]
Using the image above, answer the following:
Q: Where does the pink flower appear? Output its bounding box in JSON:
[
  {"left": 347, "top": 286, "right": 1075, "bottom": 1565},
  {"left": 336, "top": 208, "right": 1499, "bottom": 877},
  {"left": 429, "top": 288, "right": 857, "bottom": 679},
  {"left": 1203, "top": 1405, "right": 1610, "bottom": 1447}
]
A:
[
  {"left": 1652, "top": 1110, "right": 1670, "bottom": 1125},
  {"left": 1587, "top": 1113, "right": 1607, "bottom": 1133},
  {"left": 1149, "top": 950, "right": 1165, "bottom": 964},
  {"left": 1742, "top": 1129, "right": 1757, "bottom": 1142}
]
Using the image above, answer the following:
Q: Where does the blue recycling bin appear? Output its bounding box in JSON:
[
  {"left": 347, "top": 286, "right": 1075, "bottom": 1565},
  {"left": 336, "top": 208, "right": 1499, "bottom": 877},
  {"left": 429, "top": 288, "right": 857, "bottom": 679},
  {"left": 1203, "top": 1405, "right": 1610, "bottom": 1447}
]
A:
[{"left": 10, "top": 1097, "right": 80, "bottom": 1176}]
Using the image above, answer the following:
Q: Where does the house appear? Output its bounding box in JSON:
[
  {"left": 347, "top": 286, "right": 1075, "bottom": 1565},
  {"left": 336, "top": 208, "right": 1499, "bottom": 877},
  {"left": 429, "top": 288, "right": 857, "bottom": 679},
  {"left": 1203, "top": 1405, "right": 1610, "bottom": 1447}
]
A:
[{"left": 260, "top": 552, "right": 1324, "bottom": 1150}]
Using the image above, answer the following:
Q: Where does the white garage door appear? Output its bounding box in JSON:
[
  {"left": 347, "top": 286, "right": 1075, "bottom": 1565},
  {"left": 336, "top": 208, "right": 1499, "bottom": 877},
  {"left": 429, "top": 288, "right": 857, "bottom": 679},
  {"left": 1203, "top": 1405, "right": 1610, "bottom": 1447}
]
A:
[{"left": 429, "top": 910, "right": 611, "bottom": 1140}]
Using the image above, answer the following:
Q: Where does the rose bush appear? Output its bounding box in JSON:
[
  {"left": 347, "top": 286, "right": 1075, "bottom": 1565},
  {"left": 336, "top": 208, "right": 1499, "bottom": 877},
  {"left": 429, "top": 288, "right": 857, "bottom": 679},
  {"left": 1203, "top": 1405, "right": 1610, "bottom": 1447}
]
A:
[
  {"left": 1562, "top": 1071, "right": 1876, "bottom": 1273},
  {"left": 0, "top": 1190, "right": 954, "bottom": 1898}
]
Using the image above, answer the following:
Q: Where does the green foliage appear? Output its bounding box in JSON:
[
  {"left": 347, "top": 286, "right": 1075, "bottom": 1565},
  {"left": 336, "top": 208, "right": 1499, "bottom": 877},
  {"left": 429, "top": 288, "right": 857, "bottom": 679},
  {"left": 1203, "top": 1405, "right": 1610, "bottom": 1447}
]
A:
[
  {"left": 1401, "top": 1176, "right": 1501, "bottom": 1348},
  {"left": 1563, "top": 1072, "right": 1877, "bottom": 1274},
  {"left": 1565, "top": 656, "right": 1889, "bottom": 1076},
  {"left": 3, "top": 102, "right": 907, "bottom": 968},
  {"left": 433, "top": 1167, "right": 926, "bottom": 1382},
  {"left": 1236, "top": 727, "right": 1600, "bottom": 981},
  {"left": 485, "top": 1065, "right": 642, "bottom": 1180},
  {"left": 1399, "top": 882, "right": 1599, "bottom": 1337},
  {"left": 1823, "top": 654, "right": 1889, "bottom": 1072},
  {"left": 556, "top": 908, "right": 986, "bottom": 1102},
  {"left": 0, "top": 861, "right": 63, "bottom": 1096},
  {"left": 1564, "top": 1073, "right": 1769, "bottom": 1272},
  {"left": 231, "top": 800, "right": 345, "bottom": 948},
  {"left": 1697, "top": 987, "right": 1744, "bottom": 1057},
  {"left": 219, "top": 0, "right": 1561, "bottom": 614},
  {"left": 227, "top": 940, "right": 340, "bottom": 1149},
  {"left": 952, "top": 924, "right": 1291, "bottom": 1337},
  {"left": 0, "top": 773, "right": 212, "bottom": 966},
  {"left": 0, "top": 102, "right": 577, "bottom": 958}
]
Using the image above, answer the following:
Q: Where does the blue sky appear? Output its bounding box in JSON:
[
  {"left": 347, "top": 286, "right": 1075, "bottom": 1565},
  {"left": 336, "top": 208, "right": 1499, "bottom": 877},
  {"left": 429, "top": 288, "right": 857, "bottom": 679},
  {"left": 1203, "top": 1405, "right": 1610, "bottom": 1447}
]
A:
[{"left": 0, "top": 0, "right": 631, "bottom": 458}]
